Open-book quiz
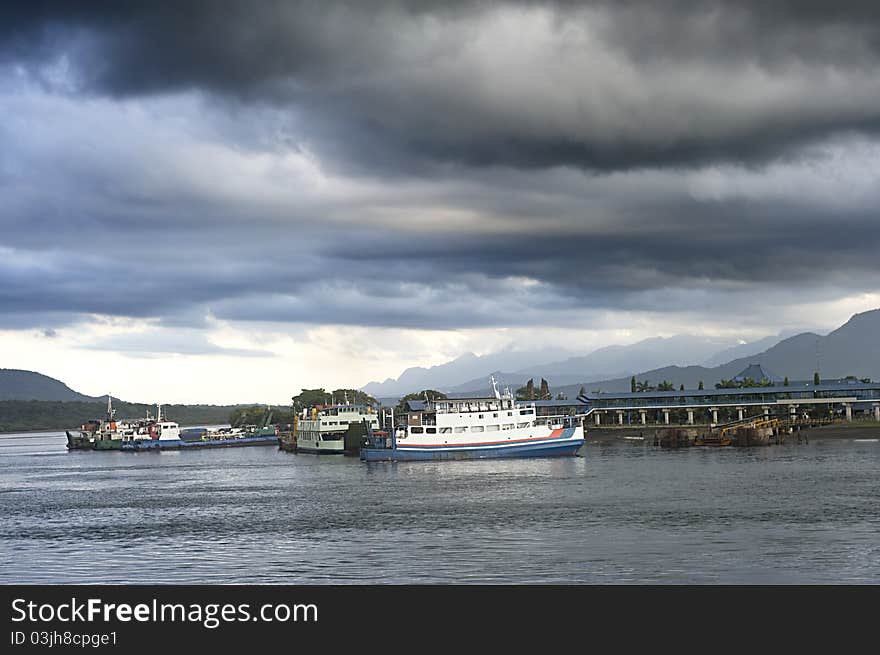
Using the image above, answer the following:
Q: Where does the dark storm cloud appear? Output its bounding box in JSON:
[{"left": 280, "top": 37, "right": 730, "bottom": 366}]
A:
[
  {"left": 4, "top": 1, "right": 880, "bottom": 172},
  {"left": 2, "top": 2, "right": 880, "bottom": 340}
]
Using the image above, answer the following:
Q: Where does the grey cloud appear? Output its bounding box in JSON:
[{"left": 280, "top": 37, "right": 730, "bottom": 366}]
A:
[
  {"left": 80, "top": 329, "right": 274, "bottom": 358},
  {"left": 4, "top": 2, "right": 880, "bottom": 172},
  {"left": 2, "top": 100, "right": 879, "bottom": 332},
  {"left": 2, "top": 4, "right": 880, "bottom": 337}
]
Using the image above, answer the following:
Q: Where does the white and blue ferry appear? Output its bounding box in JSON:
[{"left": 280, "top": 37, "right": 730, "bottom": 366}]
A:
[{"left": 361, "top": 378, "right": 584, "bottom": 461}]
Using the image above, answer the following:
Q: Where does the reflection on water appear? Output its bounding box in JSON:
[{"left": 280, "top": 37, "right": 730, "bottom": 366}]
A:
[{"left": 0, "top": 431, "right": 878, "bottom": 583}]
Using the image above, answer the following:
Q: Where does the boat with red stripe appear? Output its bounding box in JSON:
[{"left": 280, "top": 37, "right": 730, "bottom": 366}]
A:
[{"left": 360, "top": 377, "right": 584, "bottom": 461}]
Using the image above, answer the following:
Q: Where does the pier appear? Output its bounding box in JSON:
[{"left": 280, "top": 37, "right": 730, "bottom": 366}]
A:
[{"left": 528, "top": 373, "right": 880, "bottom": 449}]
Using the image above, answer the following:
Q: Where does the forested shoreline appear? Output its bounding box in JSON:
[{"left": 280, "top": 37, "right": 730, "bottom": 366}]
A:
[{"left": 0, "top": 400, "right": 238, "bottom": 433}]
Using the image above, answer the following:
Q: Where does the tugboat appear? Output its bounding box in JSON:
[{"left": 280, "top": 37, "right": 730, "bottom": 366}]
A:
[
  {"left": 360, "top": 377, "right": 584, "bottom": 461},
  {"left": 118, "top": 406, "right": 182, "bottom": 450}
]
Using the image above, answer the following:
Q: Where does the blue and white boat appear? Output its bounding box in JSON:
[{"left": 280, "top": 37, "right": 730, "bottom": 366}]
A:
[
  {"left": 361, "top": 378, "right": 584, "bottom": 461},
  {"left": 118, "top": 406, "right": 279, "bottom": 451}
]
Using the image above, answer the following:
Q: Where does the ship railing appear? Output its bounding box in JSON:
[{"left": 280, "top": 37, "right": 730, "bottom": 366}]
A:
[{"left": 534, "top": 414, "right": 587, "bottom": 429}]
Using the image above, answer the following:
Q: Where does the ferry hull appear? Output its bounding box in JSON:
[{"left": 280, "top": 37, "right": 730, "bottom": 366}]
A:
[
  {"left": 66, "top": 432, "right": 122, "bottom": 451},
  {"left": 361, "top": 429, "right": 584, "bottom": 462},
  {"left": 66, "top": 431, "right": 93, "bottom": 450},
  {"left": 295, "top": 445, "right": 346, "bottom": 454}
]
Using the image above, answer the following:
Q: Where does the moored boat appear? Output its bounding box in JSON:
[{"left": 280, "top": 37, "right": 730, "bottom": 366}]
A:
[
  {"left": 294, "top": 404, "right": 380, "bottom": 454},
  {"left": 120, "top": 414, "right": 281, "bottom": 451},
  {"left": 360, "top": 378, "right": 584, "bottom": 461},
  {"left": 66, "top": 396, "right": 154, "bottom": 451}
]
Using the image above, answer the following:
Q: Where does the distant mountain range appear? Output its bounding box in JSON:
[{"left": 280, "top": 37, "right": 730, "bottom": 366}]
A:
[
  {"left": 554, "top": 309, "right": 880, "bottom": 397},
  {"left": 361, "top": 347, "right": 575, "bottom": 398},
  {"left": 363, "top": 332, "right": 790, "bottom": 398},
  {"left": 444, "top": 334, "right": 780, "bottom": 394},
  {"left": 361, "top": 309, "right": 879, "bottom": 399},
  {"left": 0, "top": 369, "right": 97, "bottom": 402}
]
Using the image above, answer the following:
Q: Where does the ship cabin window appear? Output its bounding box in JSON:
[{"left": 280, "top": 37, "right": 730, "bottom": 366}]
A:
[
  {"left": 471, "top": 426, "right": 485, "bottom": 433},
  {"left": 478, "top": 414, "right": 484, "bottom": 419},
  {"left": 440, "top": 427, "right": 452, "bottom": 434},
  {"left": 519, "top": 409, "right": 534, "bottom": 415},
  {"left": 517, "top": 422, "right": 530, "bottom": 429},
  {"left": 502, "top": 424, "right": 514, "bottom": 430},
  {"left": 493, "top": 413, "right": 498, "bottom": 417},
  {"left": 411, "top": 427, "right": 423, "bottom": 434},
  {"left": 454, "top": 426, "right": 468, "bottom": 433},
  {"left": 426, "top": 427, "right": 436, "bottom": 434},
  {"left": 487, "top": 425, "right": 499, "bottom": 431}
]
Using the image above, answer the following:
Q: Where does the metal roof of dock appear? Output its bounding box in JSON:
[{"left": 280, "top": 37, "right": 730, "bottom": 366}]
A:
[
  {"left": 733, "top": 363, "right": 782, "bottom": 382},
  {"left": 580, "top": 380, "right": 880, "bottom": 401}
]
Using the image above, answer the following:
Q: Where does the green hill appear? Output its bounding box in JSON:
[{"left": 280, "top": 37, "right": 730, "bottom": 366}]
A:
[
  {"left": 0, "top": 369, "right": 96, "bottom": 401},
  {"left": 0, "top": 370, "right": 244, "bottom": 432},
  {"left": 0, "top": 400, "right": 238, "bottom": 433}
]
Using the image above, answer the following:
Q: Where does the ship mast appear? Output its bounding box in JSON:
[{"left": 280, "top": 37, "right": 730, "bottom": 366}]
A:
[{"left": 490, "top": 375, "right": 501, "bottom": 400}]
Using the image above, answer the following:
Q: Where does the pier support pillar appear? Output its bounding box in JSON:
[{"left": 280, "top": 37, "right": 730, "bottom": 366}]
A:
[
  {"left": 711, "top": 408, "right": 718, "bottom": 424},
  {"left": 844, "top": 403, "right": 852, "bottom": 422},
  {"left": 789, "top": 405, "right": 797, "bottom": 421},
  {"left": 873, "top": 404, "right": 880, "bottom": 422},
  {"left": 687, "top": 410, "right": 694, "bottom": 425},
  {"left": 763, "top": 406, "right": 770, "bottom": 420},
  {"left": 639, "top": 410, "right": 647, "bottom": 425},
  {"left": 663, "top": 410, "right": 670, "bottom": 425},
  {"left": 594, "top": 412, "right": 601, "bottom": 426},
  {"left": 617, "top": 411, "right": 624, "bottom": 425},
  {"left": 737, "top": 407, "right": 744, "bottom": 421}
]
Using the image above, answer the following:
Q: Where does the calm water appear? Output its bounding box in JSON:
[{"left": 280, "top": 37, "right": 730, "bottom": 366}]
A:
[{"left": 1, "top": 431, "right": 878, "bottom": 584}]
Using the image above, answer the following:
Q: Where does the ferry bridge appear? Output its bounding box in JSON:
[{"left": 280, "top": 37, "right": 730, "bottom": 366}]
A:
[{"left": 532, "top": 379, "right": 880, "bottom": 428}]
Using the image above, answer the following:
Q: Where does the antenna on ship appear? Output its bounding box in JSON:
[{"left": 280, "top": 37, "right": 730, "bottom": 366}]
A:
[
  {"left": 107, "top": 394, "right": 116, "bottom": 421},
  {"left": 490, "top": 375, "right": 501, "bottom": 400}
]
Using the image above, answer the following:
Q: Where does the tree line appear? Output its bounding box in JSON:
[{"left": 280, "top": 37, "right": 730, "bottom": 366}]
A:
[{"left": 0, "top": 400, "right": 236, "bottom": 434}]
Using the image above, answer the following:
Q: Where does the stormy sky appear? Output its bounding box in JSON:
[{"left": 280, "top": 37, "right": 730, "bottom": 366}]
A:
[{"left": 2, "top": 1, "right": 879, "bottom": 403}]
